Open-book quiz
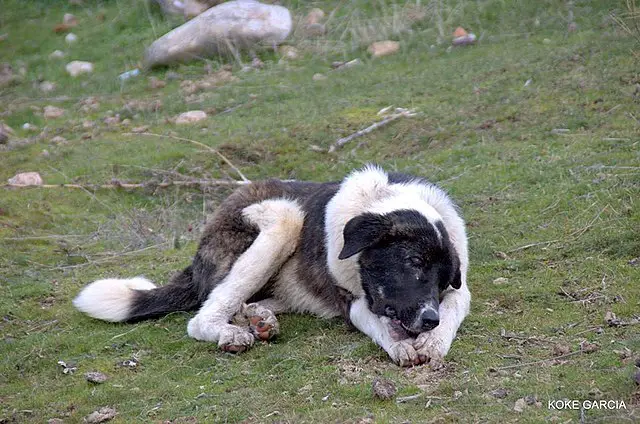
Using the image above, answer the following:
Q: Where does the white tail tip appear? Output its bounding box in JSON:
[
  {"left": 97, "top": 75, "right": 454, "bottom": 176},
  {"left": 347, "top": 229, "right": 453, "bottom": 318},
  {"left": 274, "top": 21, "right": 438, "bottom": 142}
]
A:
[{"left": 73, "top": 277, "right": 156, "bottom": 322}]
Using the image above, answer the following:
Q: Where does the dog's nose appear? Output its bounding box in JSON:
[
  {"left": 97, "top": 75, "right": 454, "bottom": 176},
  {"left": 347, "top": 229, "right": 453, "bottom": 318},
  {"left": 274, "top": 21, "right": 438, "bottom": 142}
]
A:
[{"left": 420, "top": 308, "right": 440, "bottom": 331}]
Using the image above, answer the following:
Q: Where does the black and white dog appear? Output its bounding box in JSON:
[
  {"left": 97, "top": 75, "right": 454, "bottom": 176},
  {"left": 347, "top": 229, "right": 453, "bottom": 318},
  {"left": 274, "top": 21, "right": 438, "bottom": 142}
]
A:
[{"left": 74, "top": 166, "right": 470, "bottom": 366}]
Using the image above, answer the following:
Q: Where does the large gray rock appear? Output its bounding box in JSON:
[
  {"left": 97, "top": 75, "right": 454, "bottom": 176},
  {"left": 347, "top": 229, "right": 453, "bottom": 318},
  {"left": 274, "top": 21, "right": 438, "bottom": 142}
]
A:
[{"left": 144, "top": 0, "right": 292, "bottom": 68}]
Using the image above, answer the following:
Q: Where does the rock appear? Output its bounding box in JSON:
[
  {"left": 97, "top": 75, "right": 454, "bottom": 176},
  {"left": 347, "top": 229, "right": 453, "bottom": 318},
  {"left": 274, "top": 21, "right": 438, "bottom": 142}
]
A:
[
  {"left": 49, "top": 50, "right": 66, "bottom": 60},
  {"left": 492, "top": 277, "right": 509, "bottom": 285},
  {"left": 104, "top": 115, "right": 121, "bottom": 126},
  {"left": 184, "top": 0, "right": 217, "bottom": 19},
  {"left": 175, "top": 110, "right": 207, "bottom": 124},
  {"left": 65, "top": 33, "right": 78, "bottom": 44},
  {"left": 79, "top": 96, "right": 100, "bottom": 112},
  {"left": 452, "top": 27, "right": 477, "bottom": 46},
  {"left": 39, "top": 81, "right": 56, "bottom": 93},
  {"left": 372, "top": 377, "right": 396, "bottom": 400},
  {"left": 51, "top": 136, "right": 68, "bottom": 144},
  {"left": 154, "top": 0, "right": 185, "bottom": 15},
  {"left": 304, "top": 8, "right": 325, "bottom": 25},
  {"left": 514, "top": 398, "right": 526, "bottom": 412},
  {"left": 635, "top": 371, "right": 640, "bottom": 385},
  {"left": 66, "top": 61, "right": 94, "bottom": 77},
  {"left": 85, "top": 371, "right": 108, "bottom": 384},
  {"left": 312, "top": 73, "right": 327, "bottom": 81},
  {"left": 82, "top": 120, "right": 95, "bottom": 129},
  {"left": 367, "top": 40, "right": 400, "bottom": 57},
  {"left": 8, "top": 172, "right": 43, "bottom": 186},
  {"left": 84, "top": 407, "right": 116, "bottom": 424},
  {"left": 63, "top": 13, "right": 78, "bottom": 26},
  {"left": 279, "top": 45, "right": 299, "bottom": 60},
  {"left": 47, "top": 419, "right": 64, "bottom": 424},
  {"left": 148, "top": 76, "right": 166, "bottom": 89},
  {"left": 543, "top": 38, "right": 552, "bottom": 45},
  {"left": 44, "top": 105, "right": 65, "bottom": 119},
  {"left": 144, "top": 0, "right": 292, "bottom": 68}
]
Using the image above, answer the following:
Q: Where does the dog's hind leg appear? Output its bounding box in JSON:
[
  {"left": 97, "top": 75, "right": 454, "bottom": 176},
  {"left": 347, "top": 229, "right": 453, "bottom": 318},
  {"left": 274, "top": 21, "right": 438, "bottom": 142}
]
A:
[{"left": 187, "top": 199, "right": 304, "bottom": 352}]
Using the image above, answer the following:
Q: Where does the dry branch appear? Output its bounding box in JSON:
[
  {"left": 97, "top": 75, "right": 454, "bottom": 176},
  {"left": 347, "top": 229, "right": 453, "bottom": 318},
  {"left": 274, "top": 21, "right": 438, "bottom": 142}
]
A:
[{"left": 328, "top": 107, "right": 418, "bottom": 152}]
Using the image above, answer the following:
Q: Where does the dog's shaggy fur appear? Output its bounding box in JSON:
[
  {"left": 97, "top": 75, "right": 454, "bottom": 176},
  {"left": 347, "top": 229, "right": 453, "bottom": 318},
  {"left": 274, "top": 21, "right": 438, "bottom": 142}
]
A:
[{"left": 74, "top": 166, "right": 470, "bottom": 366}]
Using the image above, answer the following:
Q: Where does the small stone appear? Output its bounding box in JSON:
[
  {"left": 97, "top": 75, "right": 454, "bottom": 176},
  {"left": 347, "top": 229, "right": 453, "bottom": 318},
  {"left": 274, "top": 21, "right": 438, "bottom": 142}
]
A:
[
  {"left": 568, "top": 22, "right": 578, "bottom": 32},
  {"left": 492, "top": 277, "right": 509, "bottom": 285},
  {"left": 524, "top": 395, "right": 537, "bottom": 405},
  {"left": 22, "top": 123, "right": 38, "bottom": 132},
  {"left": 279, "top": 46, "right": 299, "bottom": 60},
  {"left": 175, "top": 110, "right": 207, "bottom": 124},
  {"left": 39, "top": 81, "right": 56, "bottom": 93},
  {"left": 104, "top": 115, "right": 120, "bottom": 126},
  {"left": 44, "top": 105, "right": 65, "bottom": 119},
  {"left": 85, "top": 371, "right": 108, "bottom": 384},
  {"left": 491, "top": 388, "right": 508, "bottom": 399},
  {"left": 121, "top": 118, "right": 131, "bottom": 126},
  {"left": 588, "top": 388, "right": 603, "bottom": 399},
  {"left": 84, "top": 407, "right": 116, "bottom": 423},
  {"left": 63, "top": 13, "right": 78, "bottom": 26},
  {"left": 543, "top": 38, "right": 552, "bottom": 44},
  {"left": 65, "top": 61, "right": 94, "bottom": 77},
  {"left": 312, "top": 73, "right": 327, "bottom": 81},
  {"left": 51, "top": 136, "right": 68, "bottom": 144},
  {"left": 251, "top": 57, "right": 264, "bottom": 69},
  {"left": 634, "top": 371, "right": 640, "bottom": 385},
  {"left": 580, "top": 341, "right": 600, "bottom": 353},
  {"left": 131, "top": 125, "right": 149, "bottom": 133},
  {"left": 47, "top": 419, "right": 64, "bottom": 424},
  {"left": 8, "top": 172, "right": 43, "bottom": 186},
  {"left": 49, "top": 50, "right": 66, "bottom": 60},
  {"left": 514, "top": 398, "right": 526, "bottom": 412},
  {"left": 166, "top": 71, "right": 180, "bottom": 80},
  {"left": 553, "top": 343, "right": 571, "bottom": 356},
  {"left": 41, "top": 149, "right": 50, "bottom": 157},
  {"left": 82, "top": 120, "right": 95, "bottom": 129},
  {"left": 65, "top": 33, "right": 78, "bottom": 44},
  {"left": 495, "top": 251, "right": 509, "bottom": 259},
  {"left": 372, "top": 377, "right": 396, "bottom": 400},
  {"left": 368, "top": 40, "right": 400, "bottom": 57},
  {"left": 148, "top": 76, "right": 166, "bottom": 89},
  {"left": 305, "top": 8, "right": 325, "bottom": 25}
]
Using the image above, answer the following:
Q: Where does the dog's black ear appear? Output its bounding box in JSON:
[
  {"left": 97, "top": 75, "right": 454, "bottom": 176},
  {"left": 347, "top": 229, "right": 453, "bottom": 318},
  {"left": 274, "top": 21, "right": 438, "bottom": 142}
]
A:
[
  {"left": 339, "top": 213, "right": 392, "bottom": 260},
  {"left": 450, "top": 264, "right": 462, "bottom": 289}
]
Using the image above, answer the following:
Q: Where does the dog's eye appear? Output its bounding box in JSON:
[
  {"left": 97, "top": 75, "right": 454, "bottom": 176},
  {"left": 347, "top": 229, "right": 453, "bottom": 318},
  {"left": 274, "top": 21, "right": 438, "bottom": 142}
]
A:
[
  {"left": 385, "top": 306, "right": 397, "bottom": 318},
  {"left": 406, "top": 256, "right": 424, "bottom": 267}
]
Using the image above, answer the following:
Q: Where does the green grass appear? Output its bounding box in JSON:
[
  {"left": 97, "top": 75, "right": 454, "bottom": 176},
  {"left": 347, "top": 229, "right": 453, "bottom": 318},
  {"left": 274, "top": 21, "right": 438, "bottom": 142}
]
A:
[{"left": 1, "top": 0, "right": 639, "bottom": 422}]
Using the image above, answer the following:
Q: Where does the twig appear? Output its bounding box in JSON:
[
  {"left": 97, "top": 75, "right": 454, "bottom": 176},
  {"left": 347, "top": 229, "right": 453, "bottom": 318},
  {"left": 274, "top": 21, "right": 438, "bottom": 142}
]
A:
[
  {"left": 2, "top": 179, "right": 249, "bottom": 190},
  {"left": 328, "top": 107, "right": 418, "bottom": 152},
  {"left": 494, "top": 350, "right": 582, "bottom": 371},
  {"left": 396, "top": 393, "right": 423, "bottom": 403},
  {"left": 124, "top": 132, "right": 250, "bottom": 182},
  {"left": 507, "top": 239, "right": 560, "bottom": 253}
]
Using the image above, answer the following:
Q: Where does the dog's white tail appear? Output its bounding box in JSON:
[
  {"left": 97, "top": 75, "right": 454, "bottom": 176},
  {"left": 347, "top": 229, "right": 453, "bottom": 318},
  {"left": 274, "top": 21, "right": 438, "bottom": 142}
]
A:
[{"left": 73, "top": 277, "right": 157, "bottom": 322}]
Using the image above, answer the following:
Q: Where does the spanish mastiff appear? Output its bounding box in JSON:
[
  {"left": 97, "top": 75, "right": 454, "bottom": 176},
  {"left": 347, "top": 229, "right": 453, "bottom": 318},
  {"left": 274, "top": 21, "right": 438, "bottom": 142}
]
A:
[{"left": 74, "top": 166, "right": 470, "bottom": 366}]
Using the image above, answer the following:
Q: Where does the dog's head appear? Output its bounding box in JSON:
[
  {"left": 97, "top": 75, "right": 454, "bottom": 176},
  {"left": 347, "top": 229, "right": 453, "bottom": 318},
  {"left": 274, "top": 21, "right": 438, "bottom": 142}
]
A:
[{"left": 339, "top": 209, "right": 461, "bottom": 336}]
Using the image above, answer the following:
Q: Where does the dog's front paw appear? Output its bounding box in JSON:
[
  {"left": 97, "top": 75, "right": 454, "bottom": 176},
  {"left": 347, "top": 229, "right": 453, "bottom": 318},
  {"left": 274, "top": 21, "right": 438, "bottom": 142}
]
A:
[
  {"left": 387, "top": 340, "right": 425, "bottom": 367},
  {"left": 242, "top": 303, "right": 279, "bottom": 341},
  {"left": 413, "top": 331, "right": 452, "bottom": 369},
  {"left": 187, "top": 315, "right": 212, "bottom": 341},
  {"left": 218, "top": 325, "right": 255, "bottom": 353}
]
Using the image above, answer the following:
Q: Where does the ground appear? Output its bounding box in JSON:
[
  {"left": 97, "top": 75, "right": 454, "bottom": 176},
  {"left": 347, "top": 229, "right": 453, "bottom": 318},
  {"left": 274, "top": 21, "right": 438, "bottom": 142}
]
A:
[{"left": 1, "top": 0, "right": 639, "bottom": 423}]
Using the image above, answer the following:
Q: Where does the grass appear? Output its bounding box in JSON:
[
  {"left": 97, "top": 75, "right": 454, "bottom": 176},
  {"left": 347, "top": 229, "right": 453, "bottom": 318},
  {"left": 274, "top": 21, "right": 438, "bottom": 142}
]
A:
[{"left": 1, "top": 0, "right": 639, "bottom": 422}]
